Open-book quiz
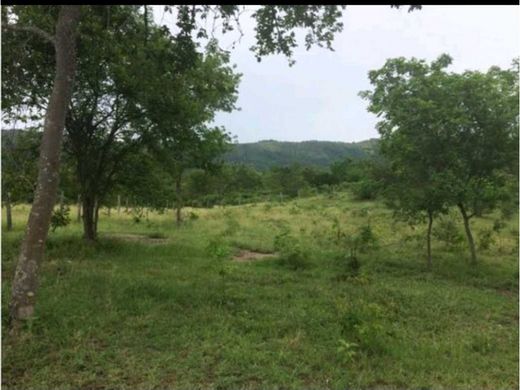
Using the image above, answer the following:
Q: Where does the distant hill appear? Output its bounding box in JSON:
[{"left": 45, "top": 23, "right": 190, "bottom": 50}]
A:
[{"left": 223, "top": 138, "right": 379, "bottom": 170}]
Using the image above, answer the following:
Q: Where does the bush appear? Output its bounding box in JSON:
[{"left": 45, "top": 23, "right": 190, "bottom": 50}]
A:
[
  {"left": 273, "top": 231, "right": 309, "bottom": 270},
  {"left": 357, "top": 225, "right": 378, "bottom": 251},
  {"left": 51, "top": 206, "right": 71, "bottom": 232},
  {"left": 206, "top": 237, "right": 231, "bottom": 259},
  {"left": 432, "top": 217, "right": 464, "bottom": 248},
  {"left": 351, "top": 179, "right": 379, "bottom": 201},
  {"left": 478, "top": 228, "right": 495, "bottom": 251}
]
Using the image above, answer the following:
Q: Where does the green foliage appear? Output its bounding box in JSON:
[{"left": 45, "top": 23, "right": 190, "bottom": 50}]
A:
[
  {"left": 337, "top": 339, "right": 358, "bottom": 363},
  {"left": 432, "top": 217, "right": 464, "bottom": 249},
  {"left": 50, "top": 206, "right": 71, "bottom": 232},
  {"left": 361, "top": 54, "right": 519, "bottom": 263},
  {"left": 224, "top": 139, "right": 376, "bottom": 170},
  {"left": 273, "top": 230, "right": 309, "bottom": 270},
  {"left": 223, "top": 216, "right": 240, "bottom": 236},
  {"left": 357, "top": 225, "right": 378, "bottom": 251},
  {"left": 339, "top": 302, "right": 393, "bottom": 356},
  {"left": 1, "top": 129, "right": 41, "bottom": 204},
  {"left": 493, "top": 219, "right": 506, "bottom": 233},
  {"left": 206, "top": 237, "right": 231, "bottom": 260},
  {"left": 478, "top": 229, "right": 495, "bottom": 251}
]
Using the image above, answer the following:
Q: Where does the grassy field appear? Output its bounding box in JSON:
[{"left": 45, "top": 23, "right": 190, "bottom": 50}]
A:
[{"left": 2, "top": 192, "right": 518, "bottom": 389}]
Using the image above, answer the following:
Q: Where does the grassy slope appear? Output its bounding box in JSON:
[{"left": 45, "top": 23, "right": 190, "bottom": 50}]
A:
[{"left": 2, "top": 193, "right": 518, "bottom": 389}]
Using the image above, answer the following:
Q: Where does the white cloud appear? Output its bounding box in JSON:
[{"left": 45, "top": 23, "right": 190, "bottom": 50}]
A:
[{"left": 153, "top": 5, "right": 519, "bottom": 143}]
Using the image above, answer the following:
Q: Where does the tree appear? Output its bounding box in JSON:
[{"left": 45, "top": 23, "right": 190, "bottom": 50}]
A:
[
  {"left": 361, "top": 54, "right": 519, "bottom": 265},
  {"left": 62, "top": 6, "right": 154, "bottom": 240},
  {"left": 3, "top": 5, "right": 82, "bottom": 331},
  {"left": 154, "top": 126, "right": 232, "bottom": 225}
]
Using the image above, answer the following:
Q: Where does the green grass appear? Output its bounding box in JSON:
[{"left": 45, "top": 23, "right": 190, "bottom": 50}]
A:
[{"left": 2, "top": 193, "right": 518, "bottom": 389}]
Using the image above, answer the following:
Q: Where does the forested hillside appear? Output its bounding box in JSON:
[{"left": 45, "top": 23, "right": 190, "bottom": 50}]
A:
[{"left": 224, "top": 139, "right": 379, "bottom": 169}]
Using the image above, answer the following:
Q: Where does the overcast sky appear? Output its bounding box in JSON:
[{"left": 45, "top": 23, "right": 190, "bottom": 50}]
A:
[{"left": 153, "top": 5, "right": 519, "bottom": 144}]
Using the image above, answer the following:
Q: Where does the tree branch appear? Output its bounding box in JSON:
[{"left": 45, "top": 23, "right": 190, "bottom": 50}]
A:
[{"left": 3, "top": 23, "right": 56, "bottom": 46}]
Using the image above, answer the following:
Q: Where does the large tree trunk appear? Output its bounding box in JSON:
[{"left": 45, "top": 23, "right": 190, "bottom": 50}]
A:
[
  {"left": 426, "top": 210, "right": 433, "bottom": 268},
  {"left": 8, "top": 6, "right": 81, "bottom": 331},
  {"left": 6, "top": 192, "right": 13, "bottom": 232},
  {"left": 175, "top": 176, "right": 182, "bottom": 227},
  {"left": 458, "top": 203, "right": 477, "bottom": 265},
  {"left": 82, "top": 195, "right": 97, "bottom": 241},
  {"left": 94, "top": 198, "right": 100, "bottom": 235}
]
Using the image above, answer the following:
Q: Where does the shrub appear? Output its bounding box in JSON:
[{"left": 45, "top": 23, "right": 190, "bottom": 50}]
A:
[
  {"left": 357, "top": 225, "right": 378, "bottom": 252},
  {"left": 351, "top": 179, "right": 379, "bottom": 201},
  {"left": 478, "top": 228, "right": 495, "bottom": 251},
  {"left": 51, "top": 206, "right": 71, "bottom": 232},
  {"left": 206, "top": 237, "right": 231, "bottom": 260},
  {"left": 273, "top": 231, "right": 309, "bottom": 270},
  {"left": 432, "top": 217, "right": 464, "bottom": 248}
]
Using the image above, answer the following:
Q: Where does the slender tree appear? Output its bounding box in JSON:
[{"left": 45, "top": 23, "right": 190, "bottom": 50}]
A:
[{"left": 4, "top": 5, "right": 82, "bottom": 331}]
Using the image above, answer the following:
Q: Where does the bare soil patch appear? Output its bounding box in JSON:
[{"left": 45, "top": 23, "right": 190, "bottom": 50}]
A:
[
  {"left": 232, "top": 249, "right": 277, "bottom": 262},
  {"left": 106, "top": 233, "right": 169, "bottom": 244}
]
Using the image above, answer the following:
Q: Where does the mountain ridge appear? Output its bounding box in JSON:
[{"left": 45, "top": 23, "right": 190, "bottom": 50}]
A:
[{"left": 223, "top": 138, "right": 379, "bottom": 170}]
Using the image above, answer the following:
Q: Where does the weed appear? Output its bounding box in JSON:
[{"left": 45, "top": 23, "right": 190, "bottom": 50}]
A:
[{"left": 337, "top": 339, "right": 358, "bottom": 363}]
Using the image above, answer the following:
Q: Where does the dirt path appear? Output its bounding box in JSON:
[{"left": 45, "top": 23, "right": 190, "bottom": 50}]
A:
[{"left": 232, "top": 249, "right": 277, "bottom": 262}]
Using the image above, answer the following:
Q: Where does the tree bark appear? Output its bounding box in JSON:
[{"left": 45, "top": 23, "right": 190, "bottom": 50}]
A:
[
  {"left": 59, "top": 191, "right": 65, "bottom": 211},
  {"left": 458, "top": 203, "right": 477, "bottom": 264},
  {"left": 117, "top": 194, "right": 121, "bottom": 214},
  {"left": 76, "top": 194, "right": 81, "bottom": 222},
  {"left": 94, "top": 199, "right": 100, "bottom": 236},
  {"left": 8, "top": 6, "right": 81, "bottom": 330},
  {"left": 175, "top": 175, "right": 182, "bottom": 227},
  {"left": 82, "top": 195, "right": 97, "bottom": 241},
  {"left": 6, "top": 192, "right": 13, "bottom": 232},
  {"left": 426, "top": 210, "right": 433, "bottom": 268}
]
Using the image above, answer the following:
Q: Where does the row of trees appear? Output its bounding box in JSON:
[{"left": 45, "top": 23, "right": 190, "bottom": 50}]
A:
[{"left": 3, "top": 126, "right": 377, "bottom": 224}]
